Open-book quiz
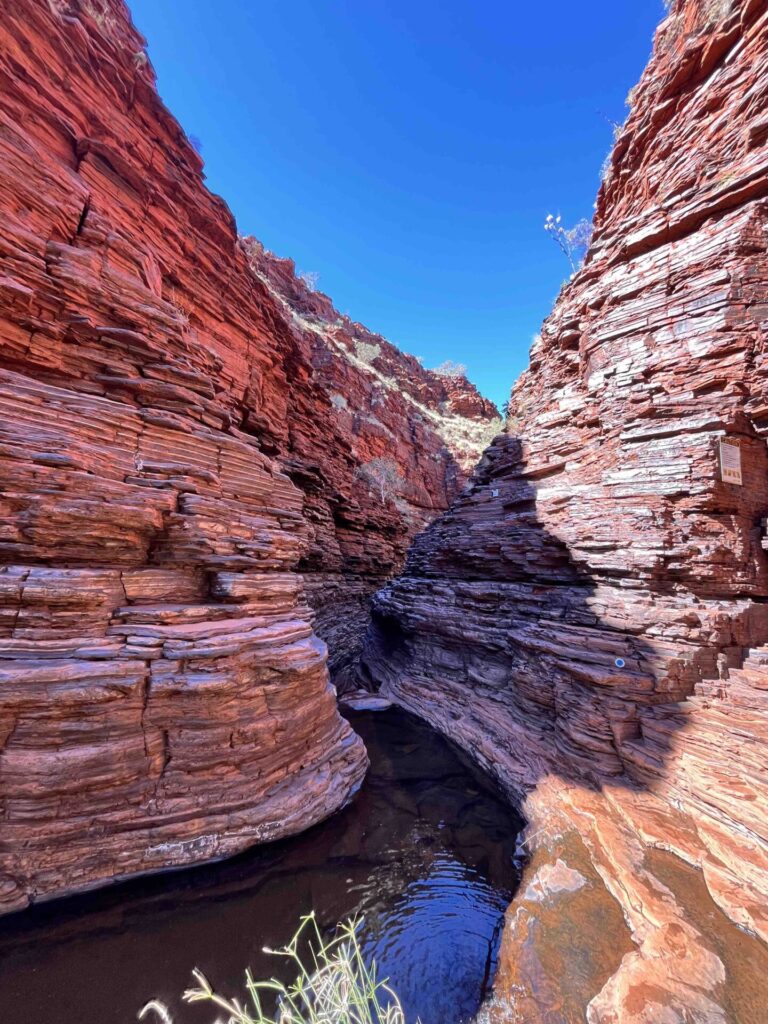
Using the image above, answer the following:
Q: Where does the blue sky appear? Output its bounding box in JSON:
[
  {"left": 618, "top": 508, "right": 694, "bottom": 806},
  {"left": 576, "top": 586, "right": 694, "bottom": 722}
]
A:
[{"left": 128, "top": 0, "right": 664, "bottom": 409}]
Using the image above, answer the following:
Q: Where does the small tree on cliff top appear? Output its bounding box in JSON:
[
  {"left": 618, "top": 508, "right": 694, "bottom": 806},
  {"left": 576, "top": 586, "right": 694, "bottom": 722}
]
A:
[
  {"left": 432, "top": 359, "right": 467, "bottom": 378},
  {"left": 544, "top": 214, "right": 593, "bottom": 273},
  {"left": 356, "top": 457, "right": 404, "bottom": 504},
  {"left": 298, "top": 270, "right": 320, "bottom": 292}
]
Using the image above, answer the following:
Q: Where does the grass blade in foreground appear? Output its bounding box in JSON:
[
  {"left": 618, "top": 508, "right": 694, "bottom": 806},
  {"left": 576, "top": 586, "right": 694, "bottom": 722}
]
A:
[{"left": 138, "top": 913, "right": 416, "bottom": 1024}]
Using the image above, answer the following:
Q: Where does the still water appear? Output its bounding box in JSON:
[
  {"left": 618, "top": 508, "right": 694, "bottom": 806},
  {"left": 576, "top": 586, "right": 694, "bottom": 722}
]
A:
[{"left": 0, "top": 707, "right": 524, "bottom": 1024}]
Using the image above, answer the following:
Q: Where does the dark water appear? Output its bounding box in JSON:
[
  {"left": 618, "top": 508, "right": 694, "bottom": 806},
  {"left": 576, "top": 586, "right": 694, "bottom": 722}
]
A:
[{"left": 0, "top": 708, "right": 524, "bottom": 1024}]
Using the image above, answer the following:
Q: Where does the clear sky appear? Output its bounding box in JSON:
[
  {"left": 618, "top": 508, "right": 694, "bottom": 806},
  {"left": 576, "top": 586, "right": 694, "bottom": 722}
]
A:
[{"left": 127, "top": 0, "right": 665, "bottom": 409}]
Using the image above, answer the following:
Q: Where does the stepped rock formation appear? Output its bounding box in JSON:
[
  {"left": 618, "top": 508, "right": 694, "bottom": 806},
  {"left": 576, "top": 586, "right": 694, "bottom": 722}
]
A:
[
  {"left": 0, "top": 0, "right": 498, "bottom": 912},
  {"left": 362, "top": 0, "right": 768, "bottom": 1019},
  {"left": 242, "top": 239, "right": 500, "bottom": 684}
]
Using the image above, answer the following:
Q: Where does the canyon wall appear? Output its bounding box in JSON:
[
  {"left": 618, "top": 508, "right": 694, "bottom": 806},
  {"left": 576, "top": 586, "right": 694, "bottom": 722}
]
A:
[
  {"left": 242, "top": 239, "right": 500, "bottom": 685},
  {"left": 0, "top": 0, "right": 498, "bottom": 912},
  {"left": 362, "top": 0, "right": 768, "bottom": 1019}
]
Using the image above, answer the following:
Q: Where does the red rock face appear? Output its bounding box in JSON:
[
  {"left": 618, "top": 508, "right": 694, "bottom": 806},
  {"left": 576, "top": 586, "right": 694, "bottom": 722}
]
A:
[
  {"left": 362, "top": 0, "right": 768, "bottom": 1017},
  {"left": 241, "top": 239, "right": 500, "bottom": 683},
  {"left": 0, "top": 0, "right": 498, "bottom": 912}
]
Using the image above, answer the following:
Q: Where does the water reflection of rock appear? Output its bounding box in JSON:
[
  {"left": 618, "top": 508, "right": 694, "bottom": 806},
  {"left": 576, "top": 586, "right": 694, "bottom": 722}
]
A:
[{"left": 0, "top": 709, "right": 523, "bottom": 1024}]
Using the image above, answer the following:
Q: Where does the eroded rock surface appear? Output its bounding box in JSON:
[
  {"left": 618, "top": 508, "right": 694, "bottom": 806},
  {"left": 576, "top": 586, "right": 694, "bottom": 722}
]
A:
[
  {"left": 242, "top": 239, "right": 500, "bottom": 683},
  {"left": 362, "top": 0, "right": 768, "bottom": 1018},
  {"left": 0, "top": 0, "right": 498, "bottom": 911}
]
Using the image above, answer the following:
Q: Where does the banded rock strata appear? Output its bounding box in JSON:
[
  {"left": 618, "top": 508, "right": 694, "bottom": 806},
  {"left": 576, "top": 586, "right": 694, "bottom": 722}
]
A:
[
  {"left": 242, "top": 239, "right": 500, "bottom": 683},
  {"left": 0, "top": 0, "right": 498, "bottom": 911},
  {"left": 362, "top": 0, "right": 768, "bottom": 1019}
]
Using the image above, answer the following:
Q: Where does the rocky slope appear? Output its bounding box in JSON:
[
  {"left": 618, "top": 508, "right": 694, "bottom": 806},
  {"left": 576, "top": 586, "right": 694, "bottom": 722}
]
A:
[
  {"left": 242, "top": 239, "right": 500, "bottom": 684},
  {"left": 0, "top": 0, "right": 498, "bottom": 912},
  {"left": 362, "top": 0, "right": 768, "bottom": 1019}
]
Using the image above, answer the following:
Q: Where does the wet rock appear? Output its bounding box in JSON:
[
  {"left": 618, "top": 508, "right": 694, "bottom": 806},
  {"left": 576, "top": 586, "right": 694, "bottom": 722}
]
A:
[
  {"left": 522, "top": 859, "right": 587, "bottom": 903},
  {"left": 339, "top": 691, "right": 395, "bottom": 711}
]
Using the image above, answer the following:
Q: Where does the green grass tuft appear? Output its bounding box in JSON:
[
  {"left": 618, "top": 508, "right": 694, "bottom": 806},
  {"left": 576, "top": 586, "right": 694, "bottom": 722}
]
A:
[{"left": 138, "top": 912, "right": 414, "bottom": 1024}]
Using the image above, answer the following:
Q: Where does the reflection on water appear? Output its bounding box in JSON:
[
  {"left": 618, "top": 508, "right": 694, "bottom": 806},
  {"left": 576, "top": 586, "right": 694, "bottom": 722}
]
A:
[{"left": 0, "top": 708, "right": 524, "bottom": 1024}]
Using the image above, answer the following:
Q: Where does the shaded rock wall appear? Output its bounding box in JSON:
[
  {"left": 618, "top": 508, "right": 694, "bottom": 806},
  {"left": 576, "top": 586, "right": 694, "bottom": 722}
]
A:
[
  {"left": 362, "top": 0, "right": 768, "bottom": 1018},
  {"left": 0, "top": 0, "right": 498, "bottom": 911}
]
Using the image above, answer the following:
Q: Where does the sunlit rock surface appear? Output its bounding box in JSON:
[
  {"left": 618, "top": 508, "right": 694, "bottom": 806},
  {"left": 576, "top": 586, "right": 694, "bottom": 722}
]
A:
[
  {"left": 362, "top": 0, "right": 768, "bottom": 1018},
  {"left": 0, "top": 0, "right": 499, "bottom": 911},
  {"left": 242, "top": 239, "right": 501, "bottom": 684}
]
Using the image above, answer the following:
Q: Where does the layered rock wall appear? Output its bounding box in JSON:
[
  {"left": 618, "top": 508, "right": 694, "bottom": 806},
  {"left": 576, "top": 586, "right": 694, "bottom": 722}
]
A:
[
  {"left": 242, "top": 239, "right": 500, "bottom": 682},
  {"left": 362, "top": 0, "right": 768, "bottom": 1018},
  {"left": 0, "top": 0, "right": 497, "bottom": 911}
]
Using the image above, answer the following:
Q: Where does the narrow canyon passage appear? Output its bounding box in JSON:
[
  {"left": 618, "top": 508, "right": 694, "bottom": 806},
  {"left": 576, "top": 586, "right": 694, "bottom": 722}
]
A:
[
  {"left": 0, "top": 708, "right": 524, "bottom": 1024},
  {"left": 2, "top": 1, "right": 768, "bottom": 1022}
]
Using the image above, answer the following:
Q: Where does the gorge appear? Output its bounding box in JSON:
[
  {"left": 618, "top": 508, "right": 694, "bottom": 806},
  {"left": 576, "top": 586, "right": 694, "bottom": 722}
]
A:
[
  {"left": 0, "top": 0, "right": 499, "bottom": 914},
  {"left": 1, "top": 0, "right": 768, "bottom": 1022}
]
